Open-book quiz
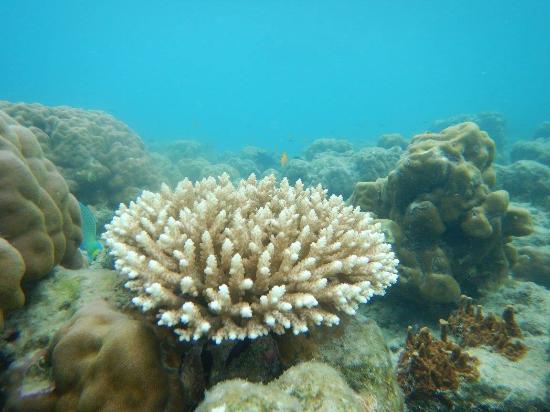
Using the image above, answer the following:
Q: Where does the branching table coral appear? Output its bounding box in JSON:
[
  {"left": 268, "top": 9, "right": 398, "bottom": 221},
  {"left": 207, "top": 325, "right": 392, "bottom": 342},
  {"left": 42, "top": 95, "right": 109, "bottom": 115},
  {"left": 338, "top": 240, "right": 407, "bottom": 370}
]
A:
[{"left": 103, "top": 174, "right": 399, "bottom": 343}]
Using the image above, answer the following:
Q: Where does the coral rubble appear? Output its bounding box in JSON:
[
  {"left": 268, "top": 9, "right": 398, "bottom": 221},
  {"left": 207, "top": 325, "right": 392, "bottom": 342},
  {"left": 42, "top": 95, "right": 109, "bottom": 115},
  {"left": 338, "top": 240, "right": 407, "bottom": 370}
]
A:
[
  {"left": 0, "top": 110, "right": 82, "bottom": 328},
  {"left": 350, "top": 122, "right": 533, "bottom": 303},
  {"left": 103, "top": 174, "right": 399, "bottom": 343}
]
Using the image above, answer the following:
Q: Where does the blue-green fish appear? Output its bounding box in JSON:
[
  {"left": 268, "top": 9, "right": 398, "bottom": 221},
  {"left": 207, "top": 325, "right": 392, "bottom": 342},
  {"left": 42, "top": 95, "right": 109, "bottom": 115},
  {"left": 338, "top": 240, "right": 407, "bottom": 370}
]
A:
[{"left": 78, "top": 202, "right": 103, "bottom": 260}]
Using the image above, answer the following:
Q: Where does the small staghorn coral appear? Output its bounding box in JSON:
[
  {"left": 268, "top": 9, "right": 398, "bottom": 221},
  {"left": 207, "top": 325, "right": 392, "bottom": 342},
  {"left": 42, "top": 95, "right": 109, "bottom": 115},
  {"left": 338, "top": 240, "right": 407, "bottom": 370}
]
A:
[
  {"left": 447, "top": 295, "right": 527, "bottom": 361},
  {"left": 397, "top": 324, "right": 479, "bottom": 397},
  {"left": 103, "top": 174, "right": 398, "bottom": 344}
]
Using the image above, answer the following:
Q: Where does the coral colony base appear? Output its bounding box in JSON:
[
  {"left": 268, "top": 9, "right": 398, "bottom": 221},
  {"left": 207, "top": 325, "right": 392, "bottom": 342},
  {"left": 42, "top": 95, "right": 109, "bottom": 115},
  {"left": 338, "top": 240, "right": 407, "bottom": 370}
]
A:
[{"left": 103, "top": 174, "right": 399, "bottom": 344}]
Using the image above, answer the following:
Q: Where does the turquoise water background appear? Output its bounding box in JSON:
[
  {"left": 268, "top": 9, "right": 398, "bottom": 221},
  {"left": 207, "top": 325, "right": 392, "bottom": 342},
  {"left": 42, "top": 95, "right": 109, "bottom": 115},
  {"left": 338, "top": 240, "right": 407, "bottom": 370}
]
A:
[{"left": 1, "top": 0, "right": 549, "bottom": 153}]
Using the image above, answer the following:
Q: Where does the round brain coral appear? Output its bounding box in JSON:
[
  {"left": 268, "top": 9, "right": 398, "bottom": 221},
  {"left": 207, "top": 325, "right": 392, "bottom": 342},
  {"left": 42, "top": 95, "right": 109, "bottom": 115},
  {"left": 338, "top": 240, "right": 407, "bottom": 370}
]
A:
[{"left": 103, "top": 174, "right": 398, "bottom": 343}]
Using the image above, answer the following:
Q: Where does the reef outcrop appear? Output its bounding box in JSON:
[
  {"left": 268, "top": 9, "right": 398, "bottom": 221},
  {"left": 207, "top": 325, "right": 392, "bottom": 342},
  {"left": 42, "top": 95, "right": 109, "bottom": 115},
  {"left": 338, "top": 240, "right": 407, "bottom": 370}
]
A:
[
  {"left": 0, "top": 111, "right": 82, "bottom": 328},
  {"left": 350, "top": 122, "right": 532, "bottom": 303},
  {"left": 0, "top": 101, "right": 162, "bottom": 207}
]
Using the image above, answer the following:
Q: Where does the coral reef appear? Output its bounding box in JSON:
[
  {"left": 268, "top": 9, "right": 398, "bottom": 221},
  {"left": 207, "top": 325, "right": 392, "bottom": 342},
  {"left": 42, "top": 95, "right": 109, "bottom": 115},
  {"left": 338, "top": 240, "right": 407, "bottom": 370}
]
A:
[
  {"left": 308, "top": 153, "right": 355, "bottom": 198},
  {"left": 239, "top": 145, "right": 278, "bottom": 171},
  {"left": 103, "top": 174, "right": 398, "bottom": 343},
  {"left": 0, "top": 110, "right": 82, "bottom": 328},
  {"left": 377, "top": 133, "right": 408, "bottom": 150},
  {"left": 352, "top": 146, "right": 403, "bottom": 183},
  {"left": 303, "top": 137, "right": 354, "bottom": 160},
  {"left": 447, "top": 296, "right": 527, "bottom": 360},
  {"left": 397, "top": 324, "right": 480, "bottom": 398},
  {"left": 511, "top": 137, "right": 550, "bottom": 166},
  {"left": 196, "top": 361, "right": 369, "bottom": 412},
  {"left": 533, "top": 120, "right": 550, "bottom": 139},
  {"left": 283, "top": 143, "right": 401, "bottom": 199},
  {"left": 495, "top": 160, "right": 550, "bottom": 207},
  {"left": 3, "top": 301, "right": 184, "bottom": 411},
  {"left": 513, "top": 245, "right": 550, "bottom": 287},
  {"left": 149, "top": 139, "right": 207, "bottom": 163},
  {"left": 0, "top": 101, "right": 162, "bottom": 207},
  {"left": 350, "top": 122, "right": 533, "bottom": 303}
]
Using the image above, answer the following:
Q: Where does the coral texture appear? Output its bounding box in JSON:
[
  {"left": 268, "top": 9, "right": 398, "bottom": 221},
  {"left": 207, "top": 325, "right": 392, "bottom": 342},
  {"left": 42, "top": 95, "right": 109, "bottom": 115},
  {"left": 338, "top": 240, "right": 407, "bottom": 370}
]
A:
[
  {"left": 514, "top": 245, "right": 550, "bottom": 287},
  {"left": 377, "top": 133, "right": 409, "bottom": 150},
  {"left": 196, "top": 361, "right": 369, "bottom": 412},
  {"left": 0, "top": 110, "right": 82, "bottom": 328},
  {"left": 495, "top": 160, "right": 550, "bottom": 207},
  {"left": 350, "top": 122, "right": 532, "bottom": 303},
  {"left": 511, "top": 137, "right": 550, "bottom": 166},
  {"left": 0, "top": 100, "right": 162, "bottom": 207},
  {"left": 283, "top": 143, "right": 402, "bottom": 199},
  {"left": 103, "top": 174, "right": 398, "bottom": 343},
  {"left": 276, "top": 316, "right": 404, "bottom": 411},
  {"left": 0, "top": 239, "right": 25, "bottom": 328}
]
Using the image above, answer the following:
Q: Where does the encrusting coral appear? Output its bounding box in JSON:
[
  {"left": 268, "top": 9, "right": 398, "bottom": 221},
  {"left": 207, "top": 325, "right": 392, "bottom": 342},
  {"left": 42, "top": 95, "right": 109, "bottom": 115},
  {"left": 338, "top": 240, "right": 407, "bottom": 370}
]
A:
[
  {"left": 447, "top": 295, "right": 527, "bottom": 361},
  {"left": 103, "top": 174, "right": 399, "bottom": 344}
]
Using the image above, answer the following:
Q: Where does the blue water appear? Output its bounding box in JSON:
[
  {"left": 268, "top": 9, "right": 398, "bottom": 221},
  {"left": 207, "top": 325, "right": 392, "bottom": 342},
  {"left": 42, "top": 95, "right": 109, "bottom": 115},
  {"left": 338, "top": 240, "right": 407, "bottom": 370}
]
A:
[{"left": 1, "top": 0, "right": 549, "bottom": 154}]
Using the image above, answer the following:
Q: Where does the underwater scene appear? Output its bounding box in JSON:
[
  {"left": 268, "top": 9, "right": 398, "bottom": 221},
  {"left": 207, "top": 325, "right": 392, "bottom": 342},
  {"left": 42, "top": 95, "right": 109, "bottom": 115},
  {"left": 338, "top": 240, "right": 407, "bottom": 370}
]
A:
[{"left": 1, "top": 1, "right": 550, "bottom": 411}]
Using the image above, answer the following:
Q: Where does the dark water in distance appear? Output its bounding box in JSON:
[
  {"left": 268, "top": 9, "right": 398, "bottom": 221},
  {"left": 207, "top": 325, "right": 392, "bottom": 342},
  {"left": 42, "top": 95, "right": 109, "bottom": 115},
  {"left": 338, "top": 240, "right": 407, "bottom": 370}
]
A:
[{"left": 1, "top": 0, "right": 549, "bottom": 153}]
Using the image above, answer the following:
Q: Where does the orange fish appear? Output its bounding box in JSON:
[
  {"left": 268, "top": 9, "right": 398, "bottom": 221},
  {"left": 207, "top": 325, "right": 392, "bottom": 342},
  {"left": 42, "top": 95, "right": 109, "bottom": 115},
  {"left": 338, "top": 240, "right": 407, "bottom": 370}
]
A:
[{"left": 280, "top": 151, "right": 288, "bottom": 167}]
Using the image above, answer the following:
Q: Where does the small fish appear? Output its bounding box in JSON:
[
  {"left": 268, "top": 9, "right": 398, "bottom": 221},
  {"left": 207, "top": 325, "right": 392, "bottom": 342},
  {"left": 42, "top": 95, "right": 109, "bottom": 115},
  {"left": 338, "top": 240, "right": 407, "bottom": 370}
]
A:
[
  {"left": 78, "top": 202, "right": 103, "bottom": 260},
  {"left": 280, "top": 151, "right": 289, "bottom": 167}
]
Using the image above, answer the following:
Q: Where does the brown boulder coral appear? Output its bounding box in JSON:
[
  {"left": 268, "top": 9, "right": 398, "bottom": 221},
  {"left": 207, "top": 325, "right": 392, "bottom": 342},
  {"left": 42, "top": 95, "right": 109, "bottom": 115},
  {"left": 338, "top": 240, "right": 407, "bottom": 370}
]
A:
[
  {"left": 350, "top": 122, "right": 532, "bottom": 303},
  {"left": 0, "top": 111, "right": 82, "bottom": 328},
  {"left": 4, "top": 301, "right": 184, "bottom": 412}
]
